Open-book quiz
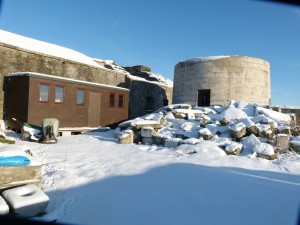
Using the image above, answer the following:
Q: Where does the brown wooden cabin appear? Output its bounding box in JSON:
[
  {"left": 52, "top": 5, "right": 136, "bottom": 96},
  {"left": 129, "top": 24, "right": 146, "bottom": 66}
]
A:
[{"left": 5, "top": 72, "right": 129, "bottom": 130}]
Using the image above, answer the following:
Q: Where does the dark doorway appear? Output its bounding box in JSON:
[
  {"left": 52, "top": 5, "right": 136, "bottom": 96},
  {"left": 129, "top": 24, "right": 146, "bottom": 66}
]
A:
[
  {"left": 163, "top": 99, "right": 169, "bottom": 106},
  {"left": 197, "top": 89, "right": 210, "bottom": 106},
  {"left": 146, "top": 97, "right": 154, "bottom": 113}
]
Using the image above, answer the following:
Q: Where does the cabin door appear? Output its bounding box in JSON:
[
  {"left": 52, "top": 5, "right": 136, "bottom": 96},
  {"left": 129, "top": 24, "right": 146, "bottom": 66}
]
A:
[
  {"left": 197, "top": 89, "right": 211, "bottom": 106},
  {"left": 88, "top": 92, "right": 101, "bottom": 127}
]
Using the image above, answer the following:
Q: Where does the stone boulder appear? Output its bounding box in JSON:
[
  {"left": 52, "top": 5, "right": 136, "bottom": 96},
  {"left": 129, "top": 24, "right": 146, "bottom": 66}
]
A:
[
  {"left": 0, "top": 196, "right": 9, "bottom": 215},
  {"left": 229, "top": 122, "right": 247, "bottom": 140},
  {"left": 224, "top": 142, "right": 243, "bottom": 155},
  {"left": 274, "top": 134, "right": 289, "bottom": 153},
  {"left": 253, "top": 143, "right": 277, "bottom": 160},
  {"left": 164, "top": 138, "right": 182, "bottom": 148},
  {"left": 142, "top": 137, "right": 153, "bottom": 145},
  {"left": 198, "top": 128, "right": 212, "bottom": 140},
  {"left": 289, "top": 139, "right": 300, "bottom": 153},
  {"left": 119, "top": 133, "right": 132, "bottom": 144},
  {"left": 141, "top": 126, "right": 155, "bottom": 138}
]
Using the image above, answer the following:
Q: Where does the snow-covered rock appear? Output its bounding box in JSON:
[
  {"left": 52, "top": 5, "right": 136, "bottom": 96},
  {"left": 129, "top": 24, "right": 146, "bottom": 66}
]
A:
[
  {"left": 164, "top": 138, "right": 182, "bottom": 148},
  {"left": 256, "top": 107, "right": 291, "bottom": 125},
  {"left": 229, "top": 122, "right": 247, "bottom": 139},
  {"left": 180, "top": 122, "right": 195, "bottom": 132},
  {"left": 199, "top": 128, "right": 212, "bottom": 140},
  {"left": 179, "top": 138, "right": 201, "bottom": 145},
  {"left": 221, "top": 105, "right": 248, "bottom": 121},
  {"left": 237, "top": 101, "right": 256, "bottom": 117},
  {"left": 225, "top": 142, "right": 243, "bottom": 155},
  {"left": 141, "top": 126, "right": 155, "bottom": 138},
  {"left": 0, "top": 196, "right": 9, "bottom": 215},
  {"left": 252, "top": 143, "right": 275, "bottom": 156},
  {"left": 241, "top": 134, "right": 261, "bottom": 152},
  {"left": 193, "top": 141, "right": 227, "bottom": 156}
]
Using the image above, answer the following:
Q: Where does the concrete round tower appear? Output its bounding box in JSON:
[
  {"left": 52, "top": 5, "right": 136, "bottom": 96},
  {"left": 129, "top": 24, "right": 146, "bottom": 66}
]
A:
[{"left": 173, "top": 56, "right": 271, "bottom": 106}]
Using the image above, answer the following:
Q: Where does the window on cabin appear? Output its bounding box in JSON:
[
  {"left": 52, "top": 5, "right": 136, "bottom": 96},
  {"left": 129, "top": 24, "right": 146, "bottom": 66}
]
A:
[
  {"left": 39, "top": 84, "right": 49, "bottom": 102},
  {"left": 109, "top": 93, "right": 115, "bottom": 107},
  {"left": 76, "top": 89, "right": 85, "bottom": 105},
  {"left": 118, "top": 95, "right": 124, "bottom": 108},
  {"left": 55, "top": 86, "right": 64, "bottom": 103}
]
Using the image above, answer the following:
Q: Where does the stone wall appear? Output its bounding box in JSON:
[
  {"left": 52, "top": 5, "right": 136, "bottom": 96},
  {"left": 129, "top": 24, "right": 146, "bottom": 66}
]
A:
[
  {"left": 173, "top": 56, "right": 270, "bottom": 106},
  {"left": 272, "top": 107, "right": 300, "bottom": 126},
  {"left": 123, "top": 78, "right": 172, "bottom": 119},
  {"left": 0, "top": 42, "right": 172, "bottom": 121},
  {"left": 121, "top": 65, "right": 173, "bottom": 118}
]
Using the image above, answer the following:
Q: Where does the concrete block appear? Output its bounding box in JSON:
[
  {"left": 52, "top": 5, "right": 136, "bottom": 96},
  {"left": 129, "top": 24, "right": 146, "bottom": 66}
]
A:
[
  {"left": 2, "top": 184, "right": 49, "bottom": 217},
  {"left": 186, "top": 112, "right": 195, "bottom": 120},
  {"left": 164, "top": 138, "right": 182, "bottom": 148},
  {"left": 274, "top": 134, "right": 289, "bottom": 152},
  {"left": 229, "top": 123, "right": 247, "bottom": 140},
  {"left": 179, "top": 138, "right": 201, "bottom": 145},
  {"left": 152, "top": 113, "right": 165, "bottom": 125},
  {"left": 132, "top": 129, "right": 142, "bottom": 143},
  {"left": 0, "top": 196, "right": 9, "bottom": 215},
  {"left": 0, "top": 161, "right": 42, "bottom": 190},
  {"left": 142, "top": 137, "right": 153, "bottom": 145},
  {"left": 123, "top": 129, "right": 134, "bottom": 144},
  {"left": 119, "top": 133, "right": 132, "bottom": 144},
  {"left": 152, "top": 135, "right": 163, "bottom": 145},
  {"left": 247, "top": 125, "right": 259, "bottom": 135},
  {"left": 224, "top": 142, "right": 243, "bottom": 155},
  {"left": 256, "top": 153, "right": 277, "bottom": 160},
  {"left": 220, "top": 117, "right": 230, "bottom": 126},
  {"left": 61, "top": 131, "right": 72, "bottom": 137},
  {"left": 132, "top": 120, "right": 161, "bottom": 129},
  {"left": 292, "top": 127, "right": 300, "bottom": 136},
  {"left": 289, "top": 141, "right": 300, "bottom": 153},
  {"left": 153, "top": 135, "right": 169, "bottom": 146},
  {"left": 199, "top": 128, "right": 212, "bottom": 140},
  {"left": 141, "top": 127, "right": 154, "bottom": 138},
  {"left": 114, "top": 127, "right": 122, "bottom": 138}
]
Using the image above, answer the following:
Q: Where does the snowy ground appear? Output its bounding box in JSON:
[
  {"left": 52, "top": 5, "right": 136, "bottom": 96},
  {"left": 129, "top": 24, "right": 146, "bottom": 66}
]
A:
[{"left": 11, "top": 130, "right": 300, "bottom": 225}]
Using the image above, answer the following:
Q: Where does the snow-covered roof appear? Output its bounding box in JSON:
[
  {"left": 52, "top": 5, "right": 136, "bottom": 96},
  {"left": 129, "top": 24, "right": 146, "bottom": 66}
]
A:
[
  {"left": 0, "top": 30, "right": 102, "bottom": 68},
  {"left": 93, "top": 59, "right": 173, "bottom": 87},
  {"left": 6, "top": 72, "right": 129, "bottom": 92}
]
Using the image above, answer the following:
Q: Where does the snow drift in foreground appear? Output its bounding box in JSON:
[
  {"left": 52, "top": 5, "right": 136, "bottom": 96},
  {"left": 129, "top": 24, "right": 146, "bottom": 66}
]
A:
[{"left": 11, "top": 128, "right": 300, "bottom": 225}]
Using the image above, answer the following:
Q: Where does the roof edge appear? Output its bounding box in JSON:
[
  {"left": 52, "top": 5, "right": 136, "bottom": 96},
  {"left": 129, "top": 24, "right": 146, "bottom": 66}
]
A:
[{"left": 5, "top": 72, "right": 130, "bottom": 92}]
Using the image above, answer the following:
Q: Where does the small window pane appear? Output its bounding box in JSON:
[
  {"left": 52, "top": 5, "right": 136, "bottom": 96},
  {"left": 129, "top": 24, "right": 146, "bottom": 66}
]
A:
[
  {"left": 118, "top": 95, "right": 124, "bottom": 108},
  {"left": 39, "top": 84, "right": 49, "bottom": 102},
  {"left": 109, "top": 94, "right": 115, "bottom": 107},
  {"left": 77, "top": 89, "right": 85, "bottom": 105},
  {"left": 55, "top": 86, "right": 64, "bottom": 103}
]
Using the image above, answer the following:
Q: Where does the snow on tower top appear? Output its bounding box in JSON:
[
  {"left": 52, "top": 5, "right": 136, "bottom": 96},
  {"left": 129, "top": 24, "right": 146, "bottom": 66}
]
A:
[{"left": 180, "top": 56, "right": 233, "bottom": 63}]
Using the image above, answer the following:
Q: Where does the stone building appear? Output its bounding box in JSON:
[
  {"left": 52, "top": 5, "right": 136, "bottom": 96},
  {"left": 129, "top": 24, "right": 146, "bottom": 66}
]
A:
[
  {"left": 0, "top": 30, "right": 172, "bottom": 127},
  {"left": 271, "top": 106, "right": 300, "bottom": 126},
  {"left": 173, "top": 56, "right": 270, "bottom": 107}
]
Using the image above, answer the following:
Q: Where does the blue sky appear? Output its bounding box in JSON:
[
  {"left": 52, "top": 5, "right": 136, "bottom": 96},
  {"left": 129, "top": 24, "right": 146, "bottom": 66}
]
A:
[{"left": 0, "top": 0, "right": 299, "bottom": 106}]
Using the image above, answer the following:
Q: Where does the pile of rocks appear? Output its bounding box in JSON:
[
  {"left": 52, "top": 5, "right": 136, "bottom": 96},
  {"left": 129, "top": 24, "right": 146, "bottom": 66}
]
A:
[{"left": 116, "top": 101, "right": 300, "bottom": 160}]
